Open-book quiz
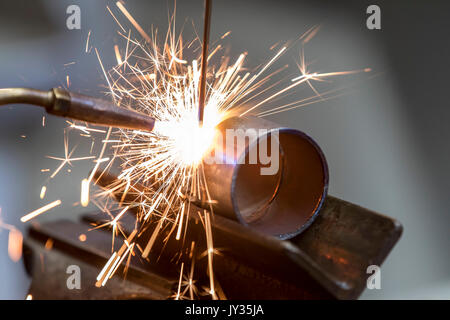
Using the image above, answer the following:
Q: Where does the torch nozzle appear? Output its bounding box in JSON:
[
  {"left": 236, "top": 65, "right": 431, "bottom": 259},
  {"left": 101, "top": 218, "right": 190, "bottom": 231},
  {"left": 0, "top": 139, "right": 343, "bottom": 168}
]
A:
[{"left": 0, "top": 87, "right": 156, "bottom": 132}]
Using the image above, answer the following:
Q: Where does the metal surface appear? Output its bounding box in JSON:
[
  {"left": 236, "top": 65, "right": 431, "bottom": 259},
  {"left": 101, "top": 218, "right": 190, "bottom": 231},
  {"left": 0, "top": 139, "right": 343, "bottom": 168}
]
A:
[
  {"left": 23, "top": 219, "right": 176, "bottom": 300},
  {"left": 0, "top": 87, "right": 156, "bottom": 132},
  {"left": 22, "top": 195, "right": 402, "bottom": 300},
  {"left": 202, "top": 115, "right": 329, "bottom": 239}
]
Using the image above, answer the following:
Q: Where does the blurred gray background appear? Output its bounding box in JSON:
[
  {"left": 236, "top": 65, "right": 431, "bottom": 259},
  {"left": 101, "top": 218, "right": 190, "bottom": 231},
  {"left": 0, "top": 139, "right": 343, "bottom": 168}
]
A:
[{"left": 0, "top": 0, "right": 449, "bottom": 299}]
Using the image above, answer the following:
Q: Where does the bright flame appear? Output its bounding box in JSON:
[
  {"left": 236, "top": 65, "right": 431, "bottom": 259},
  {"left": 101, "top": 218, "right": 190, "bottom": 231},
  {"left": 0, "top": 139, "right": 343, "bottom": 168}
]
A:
[{"left": 154, "top": 106, "right": 223, "bottom": 165}]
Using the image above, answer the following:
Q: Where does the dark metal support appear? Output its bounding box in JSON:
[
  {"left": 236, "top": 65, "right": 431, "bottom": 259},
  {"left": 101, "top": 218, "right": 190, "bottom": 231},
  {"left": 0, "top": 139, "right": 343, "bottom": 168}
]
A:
[{"left": 23, "top": 195, "right": 402, "bottom": 299}]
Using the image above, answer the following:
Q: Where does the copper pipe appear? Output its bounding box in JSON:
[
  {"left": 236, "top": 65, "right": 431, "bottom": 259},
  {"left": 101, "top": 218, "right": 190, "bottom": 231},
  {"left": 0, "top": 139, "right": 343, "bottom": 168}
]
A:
[{"left": 202, "top": 116, "right": 329, "bottom": 239}]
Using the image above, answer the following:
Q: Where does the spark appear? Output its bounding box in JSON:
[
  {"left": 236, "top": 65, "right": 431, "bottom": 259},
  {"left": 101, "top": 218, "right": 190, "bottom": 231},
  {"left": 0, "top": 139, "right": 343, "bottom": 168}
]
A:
[
  {"left": 114, "top": 45, "right": 123, "bottom": 65},
  {"left": 107, "top": 6, "right": 126, "bottom": 33},
  {"left": 290, "top": 69, "right": 370, "bottom": 82},
  {"left": 239, "top": 74, "right": 310, "bottom": 116},
  {"left": 21, "top": 200, "right": 62, "bottom": 223},
  {"left": 81, "top": 179, "right": 90, "bottom": 207},
  {"left": 116, "top": 1, "right": 151, "bottom": 42},
  {"left": 175, "top": 202, "right": 185, "bottom": 240},
  {"left": 0, "top": 210, "right": 23, "bottom": 263},
  {"left": 86, "top": 30, "right": 91, "bottom": 53},
  {"left": 95, "top": 48, "right": 117, "bottom": 100},
  {"left": 203, "top": 209, "right": 216, "bottom": 299},
  {"left": 8, "top": 229, "right": 23, "bottom": 262},
  {"left": 47, "top": 134, "right": 95, "bottom": 178},
  {"left": 301, "top": 25, "right": 321, "bottom": 44},
  {"left": 270, "top": 41, "right": 280, "bottom": 51},
  {"left": 207, "top": 44, "right": 221, "bottom": 61},
  {"left": 67, "top": 121, "right": 107, "bottom": 133},
  {"left": 175, "top": 262, "right": 184, "bottom": 300},
  {"left": 96, "top": 229, "right": 137, "bottom": 287},
  {"left": 45, "top": 238, "right": 54, "bottom": 250},
  {"left": 40, "top": 186, "right": 47, "bottom": 199},
  {"left": 221, "top": 31, "right": 231, "bottom": 39}
]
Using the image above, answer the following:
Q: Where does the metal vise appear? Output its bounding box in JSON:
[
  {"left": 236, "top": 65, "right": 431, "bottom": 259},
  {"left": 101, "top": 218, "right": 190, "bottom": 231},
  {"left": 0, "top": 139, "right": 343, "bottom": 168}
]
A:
[{"left": 22, "top": 195, "right": 402, "bottom": 299}]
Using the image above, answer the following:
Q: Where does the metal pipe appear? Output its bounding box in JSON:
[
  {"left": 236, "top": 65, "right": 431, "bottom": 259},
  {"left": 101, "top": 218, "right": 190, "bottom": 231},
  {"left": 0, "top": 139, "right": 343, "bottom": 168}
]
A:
[{"left": 202, "top": 116, "right": 329, "bottom": 239}]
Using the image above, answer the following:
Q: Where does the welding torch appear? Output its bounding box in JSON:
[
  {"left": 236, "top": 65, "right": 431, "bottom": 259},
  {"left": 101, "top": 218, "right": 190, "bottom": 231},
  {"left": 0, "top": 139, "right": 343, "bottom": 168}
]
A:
[{"left": 0, "top": 88, "right": 156, "bottom": 132}]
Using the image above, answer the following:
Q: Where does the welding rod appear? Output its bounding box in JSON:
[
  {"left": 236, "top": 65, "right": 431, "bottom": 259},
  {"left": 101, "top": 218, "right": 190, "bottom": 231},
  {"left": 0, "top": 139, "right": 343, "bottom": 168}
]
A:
[
  {"left": 197, "top": 0, "right": 212, "bottom": 126},
  {"left": 0, "top": 88, "right": 155, "bottom": 132}
]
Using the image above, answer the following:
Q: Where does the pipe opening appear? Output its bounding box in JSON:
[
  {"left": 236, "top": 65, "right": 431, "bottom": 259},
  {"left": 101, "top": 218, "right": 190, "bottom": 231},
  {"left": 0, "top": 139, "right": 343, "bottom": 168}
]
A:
[
  {"left": 233, "top": 133, "right": 284, "bottom": 223},
  {"left": 232, "top": 129, "right": 328, "bottom": 239}
]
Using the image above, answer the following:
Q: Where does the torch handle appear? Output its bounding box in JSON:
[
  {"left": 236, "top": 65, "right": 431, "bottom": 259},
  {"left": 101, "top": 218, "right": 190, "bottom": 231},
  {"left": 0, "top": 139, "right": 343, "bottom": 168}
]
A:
[{"left": 48, "top": 88, "right": 155, "bottom": 132}]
